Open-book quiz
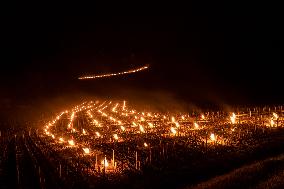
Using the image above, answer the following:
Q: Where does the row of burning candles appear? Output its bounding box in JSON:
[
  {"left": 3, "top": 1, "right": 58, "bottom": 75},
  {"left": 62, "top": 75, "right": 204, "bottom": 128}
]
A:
[{"left": 43, "top": 102, "right": 282, "bottom": 171}]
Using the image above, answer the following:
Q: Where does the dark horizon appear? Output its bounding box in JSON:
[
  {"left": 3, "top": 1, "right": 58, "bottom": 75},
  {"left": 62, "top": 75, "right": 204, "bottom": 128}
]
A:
[{"left": 1, "top": 2, "right": 283, "bottom": 121}]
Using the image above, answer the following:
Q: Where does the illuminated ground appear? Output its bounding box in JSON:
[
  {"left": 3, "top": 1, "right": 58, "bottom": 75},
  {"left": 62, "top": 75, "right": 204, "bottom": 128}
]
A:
[{"left": 1, "top": 101, "right": 284, "bottom": 188}]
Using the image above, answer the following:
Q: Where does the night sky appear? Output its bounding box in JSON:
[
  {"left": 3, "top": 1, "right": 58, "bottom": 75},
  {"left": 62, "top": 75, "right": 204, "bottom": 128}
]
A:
[{"left": 1, "top": 2, "right": 283, "bottom": 120}]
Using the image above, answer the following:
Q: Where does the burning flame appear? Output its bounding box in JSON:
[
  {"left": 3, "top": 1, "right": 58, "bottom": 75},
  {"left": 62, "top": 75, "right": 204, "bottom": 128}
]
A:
[
  {"left": 122, "top": 100, "right": 126, "bottom": 111},
  {"left": 273, "top": 112, "right": 278, "bottom": 119},
  {"left": 139, "top": 125, "right": 145, "bottom": 133},
  {"left": 230, "top": 113, "right": 236, "bottom": 124},
  {"left": 194, "top": 122, "right": 199, "bottom": 129},
  {"left": 148, "top": 123, "right": 154, "bottom": 128},
  {"left": 112, "top": 103, "right": 119, "bottom": 112},
  {"left": 101, "top": 158, "right": 109, "bottom": 167},
  {"left": 113, "top": 134, "right": 119, "bottom": 140},
  {"left": 59, "top": 137, "right": 64, "bottom": 142},
  {"left": 82, "top": 129, "right": 87, "bottom": 135},
  {"left": 270, "top": 119, "right": 275, "bottom": 127},
  {"left": 210, "top": 133, "right": 216, "bottom": 141},
  {"left": 171, "top": 127, "right": 177, "bottom": 134},
  {"left": 95, "top": 132, "right": 101, "bottom": 137},
  {"left": 68, "top": 139, "right": 75, "bottom": 146},
  {"left": 83, "top": 147, "right": 90, "bottom": 154}
]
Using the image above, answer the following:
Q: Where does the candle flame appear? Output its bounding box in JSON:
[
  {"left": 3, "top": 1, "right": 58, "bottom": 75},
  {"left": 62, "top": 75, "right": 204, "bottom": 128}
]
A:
[
  {"left": 68, "top": 140, "right": 75, "bottom": 146},
  {"left": 171, "top": 127, "right": 177, "bottom": 134}
]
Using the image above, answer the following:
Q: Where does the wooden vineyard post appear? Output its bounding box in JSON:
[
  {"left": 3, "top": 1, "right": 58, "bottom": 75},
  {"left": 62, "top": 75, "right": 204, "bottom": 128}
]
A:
[{"left": 135, "top": 151, "right": 138, "bottom": 170}]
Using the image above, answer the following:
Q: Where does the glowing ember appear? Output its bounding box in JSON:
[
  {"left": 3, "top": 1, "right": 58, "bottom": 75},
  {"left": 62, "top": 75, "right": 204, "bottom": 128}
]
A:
[
  {"left": 113, "top": 134, "right": 119, "bottom": 140},
  {"left": 82, "top": 129, "right": 87, "bottom": 135},
  {"left": 194, "top": 122, "right": 199, "bottom": 129},
  {"left": 171, "top": 127, "right": 177, "bottom": 134},
  {"left": 101, "top": 158, "right": 109, "bottom": 167},
  {"left": 122, "top": 101, "right": 126, "bottom": 111},
  {"left": 83, "top": 147, "right": 90, "bottom": 154},
  {"left": 210, "top": 133, "right": 216, "bottom": 141},
  {"left": 270, "top": 119, "right": 275, "bottom": 127},
  {"left": 59, "top": 137, "right": 64, "bottom": 142},
  {"left": 68, "top": 140, "right": 75, "bottom": 146},
  {"left": 230, "top": 113, "right": 236, "bottom": 124},
  {"left": 139, "top": 125, "right": 145, "bottom": 133},
  {"left": 144, "top": 142, "right": 148, "bottom": 147},
  {"left": 175, "top": 122, "right": 180, "bottom": 127},
  {"left": 95, "top": 132, "right": 101, "bottom": 137},
  {"left": 112, "top": 103, "right": 119, "bottom": 112},
  {"left": 273, "top": 112, "right": 278, "bottom": 119},
  {"left": 148, "top": 123, "right": 154, "bottom": 128}
]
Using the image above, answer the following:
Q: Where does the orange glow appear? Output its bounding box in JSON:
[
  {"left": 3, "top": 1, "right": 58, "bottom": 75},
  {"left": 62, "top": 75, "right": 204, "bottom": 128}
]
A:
[
  {"left": 113, "top": 134, "right": 119, "bottom": 140},
  {"left": 230, "top": 113, "right": 236, "bottom": 124},
  {"left": 78, "top": 65, "right": 149, "bottom": 80},
  {"left": 194, "top": 122, "right": 199, "bottom": 129},
  {"left": 59, "top": 137, "right": 64, "bottom": 142},
  {"left": 210, "top": 133, "right": 216, "bottom": 141},
  {"left": 95, "top": 132, "right": 101, "bottom": 137},
  {"left": 273, "top": 112, "right": 278, "bottom": 119},
  {"left": 82, "top": 129, "right": 87, "bottom": 135},
  {"left": 148, "top": 123, "right": 154, "bottom": 128},
  {"left": 83, "top": 147, "right": 90, "bottom": 154},
  {"left": 139, "top": 125, "right": 145, "bottom": 133},
  {"left": 68, "top": 140, "right": 75, "bottom": 146},
  {"left": 101, "top": 158, "right": 109, "bottom": 167},
  {"left": 171, "top": 127, "right": 177, "bottom": 134}
]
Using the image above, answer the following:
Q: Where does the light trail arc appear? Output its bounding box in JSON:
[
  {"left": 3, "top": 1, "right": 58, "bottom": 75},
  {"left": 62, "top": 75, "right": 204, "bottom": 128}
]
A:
[{"left": 78, "top": 64, "right": 149, "bottom": 80}]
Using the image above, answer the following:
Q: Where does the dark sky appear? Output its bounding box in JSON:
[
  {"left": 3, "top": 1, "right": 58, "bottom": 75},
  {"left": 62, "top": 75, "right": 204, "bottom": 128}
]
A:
[{"left": 1, "top": 2, "right": 283, "bottom": 117}]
